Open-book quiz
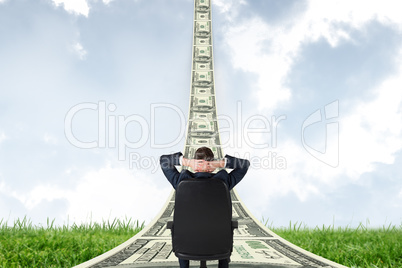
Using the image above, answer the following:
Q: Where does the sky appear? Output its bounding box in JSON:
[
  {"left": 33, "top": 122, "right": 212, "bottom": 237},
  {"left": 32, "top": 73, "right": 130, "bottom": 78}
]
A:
[{"left": 1, "top": 0, "right": 402, "bottom": 228}]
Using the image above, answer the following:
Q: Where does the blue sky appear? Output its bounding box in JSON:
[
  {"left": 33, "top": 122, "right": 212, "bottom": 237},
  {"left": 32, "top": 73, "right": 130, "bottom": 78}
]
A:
[{"left": 1, "top": 0, "right": 402, "bottom": 228}]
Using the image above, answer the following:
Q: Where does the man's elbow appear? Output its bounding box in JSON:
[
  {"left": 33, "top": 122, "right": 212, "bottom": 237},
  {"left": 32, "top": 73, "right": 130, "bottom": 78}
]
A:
[
  {"left": 160, "top": 155, "right": 170, "bottom": 170},
  {"left": 235, "top": 158, "right": 250, "bottom": 170},
  {"left": 244, "top": 159, "right": 250, "bottom": 170},
  {"left": 159, "top": 155, "right": 165, "bottom": 164}
]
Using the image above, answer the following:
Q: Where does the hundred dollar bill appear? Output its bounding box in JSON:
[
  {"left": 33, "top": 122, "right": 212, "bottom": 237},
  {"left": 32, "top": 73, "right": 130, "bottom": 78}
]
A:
[
  {"left": 196, "top": 0, "right": 210, "bottom": 9},
  {"left": 190, "top": 95, "right": 215, "bottom": 110},
  {"left": 192, "top": 71, "right": 213, "bottom": 84},
  {"left": 189, "top": 118, "right": 215, "bottom": 133},
  {"left": 188, "top": 110, "right": 217, "bottom": 121},
  {"left": 191, "top": 86, "right": 215, "bottom": 96},
  {"left": 184, "top": 145, "right": 223, "bottom": 160},
  {"left": 195, "top": 11, "right": 210, "bottom": 21},
  {"left": 194, "top": 46, "right": 211, "bottom": 59},
  {"left": 193, "top": 60, "right": 212, "bottom": 70},
  {"left": 195, "top": 21, "right": 211, "bottom": 35},
  {"left": 186, "top": 135, "right": 221, "bottom": 147},
  {"left": 186, "top": 131, "right": 217, "bottom": 139},
  {"left": 195, "top": 36, "right": 211, "bottom": 45}
]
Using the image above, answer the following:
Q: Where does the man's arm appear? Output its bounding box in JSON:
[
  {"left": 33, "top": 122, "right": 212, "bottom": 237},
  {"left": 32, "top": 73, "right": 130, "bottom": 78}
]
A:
[
  {"left": 225, "top": 154, "right": 250, "bottom": 190},
  {"left": 160, "top": 152, "right": 183, "bottom": 189}
]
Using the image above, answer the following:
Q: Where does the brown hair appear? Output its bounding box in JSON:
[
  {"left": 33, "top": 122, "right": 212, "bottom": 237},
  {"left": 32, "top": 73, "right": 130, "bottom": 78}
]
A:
[{"left": 194, "top": 147, "right": 214, "bottom": 161}]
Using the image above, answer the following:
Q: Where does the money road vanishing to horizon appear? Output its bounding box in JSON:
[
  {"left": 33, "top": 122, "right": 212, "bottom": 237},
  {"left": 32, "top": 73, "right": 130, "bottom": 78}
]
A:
[{"left": 74, "top": 0, "right": 348, "bottom": 267}]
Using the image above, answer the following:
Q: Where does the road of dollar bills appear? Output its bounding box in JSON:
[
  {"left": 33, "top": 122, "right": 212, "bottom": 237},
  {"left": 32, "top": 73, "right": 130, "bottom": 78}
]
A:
[
  {"left": 74, "top": 0, "right": 347, "bottom": 267},
  {"left": 74, "top": 189, "right": 347, "bottom": 268}
]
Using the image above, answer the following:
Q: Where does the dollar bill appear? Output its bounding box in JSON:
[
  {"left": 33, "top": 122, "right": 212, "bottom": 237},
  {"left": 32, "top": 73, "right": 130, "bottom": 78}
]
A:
[
  {"left": 191, "top": 86, "right": 215, "bottom": 96},
  {"left": 194, "top": 46, "right": 211, "bottom": 59},
  {"left": 188, "top": 110, "right": 217, "bottom": 122},
  {"left": 190, "top": 95, "right": 215, "bottom": 111},
  {"left": 194, "top": 36, "right": 211, "bottom": 46},
  {"left": 193, "top": 60, "right": 212, "bottom": 70},
  {"left": 186, "top": 135, "right": 221, "bottom": 147},
  {"left": 196, "top": 0, "right": 210, "bottom": 9},
  {"left": 195, "top": 11, "right": 210, "bottom": 21},
  {"left": 192, "top": 71, "right": 213, "bottom": 84},
  {"left": 195, "top": 21, "right": 211, "bottom": 35},
  {"left": 184, "top": 145, "right": 223, "bottom": 160},
  {"left": 189, "top": 118, "right": 215, "bottom": 133}
]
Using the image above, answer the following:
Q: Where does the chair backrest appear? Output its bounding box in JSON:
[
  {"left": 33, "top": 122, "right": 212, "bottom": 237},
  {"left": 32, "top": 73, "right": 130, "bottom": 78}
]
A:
[{"left": 172, "top": 178, "right": 233, "bottom": 259}]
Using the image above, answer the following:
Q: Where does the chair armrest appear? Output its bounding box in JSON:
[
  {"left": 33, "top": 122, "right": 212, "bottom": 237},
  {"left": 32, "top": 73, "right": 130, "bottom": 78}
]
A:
[
  {"left": 167, "top": 221, "right": 174, "bottom": 230},
  {"left": 231, "top": 220, "right": 238, "bottom": 229}
]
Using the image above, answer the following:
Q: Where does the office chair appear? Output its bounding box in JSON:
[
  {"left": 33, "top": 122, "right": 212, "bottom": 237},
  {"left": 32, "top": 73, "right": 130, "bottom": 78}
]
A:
[{"left": 167, "top": 178, "right": 238, "bottom": 268}]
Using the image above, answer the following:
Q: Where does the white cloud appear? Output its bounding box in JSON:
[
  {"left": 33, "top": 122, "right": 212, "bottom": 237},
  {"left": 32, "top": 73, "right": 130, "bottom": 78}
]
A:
[
  {"left": 10, "top": 185, "right": 64, "bottom": 210},
  {"left": 340, "top": 73, "right": 402, "bottom": 178},
  {"left": 222, "top": 18, "right": 292, "bottom": 111},
  {"left": 0, "top": 180, "right": 5, "bottom": 193},
  {"left": 43, "top": 133, "right": 58, "bottom": 144},
  {"left": 221, "top": 0, "right": 402, "bottom": 112},
  {"left": 72, "top": 42, "right": 87, "bottom": 60},
  {"left": 51, "top": 0, "right": 90, "bottom": 17},
  {"left": 66, "top": 164, "right": 170, "bottom": 223},
  {"left": 248, "top": 62, "right": 402, "bottom": 187},
  {"left": 213, "top": 0, "right": 247, "bottom": 21},
  {"left": 218, "top": 0, "right": 402, "bottom": 201},
  {"left": 8, "top": 163, "right": 171, "bottom": 224},
  {"left": 50, "top": 0, "right": 144, "bottom": 15},
  {"left": 306, "top": 0, "right": 402, "bottom": 33},
  {"left": 229, "top": 49, "right": 402, "bottom": 211},
  {"left": 0, "top": 132, "right": 6, "bottom": 144},
  {"left": 102, "top": 0, "right": 140, "bottom": 5}
]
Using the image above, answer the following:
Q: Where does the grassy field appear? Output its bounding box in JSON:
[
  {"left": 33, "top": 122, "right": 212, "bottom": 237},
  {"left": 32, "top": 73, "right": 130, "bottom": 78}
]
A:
[
  {"left": 1, "top": 217, "right": 401, "bottom": 267},
  {"left": 0, "top": 217, "right": 144, "bottom": 268},
  {"left": 271, "top": 221, "right": 402, "bottom": 268}
]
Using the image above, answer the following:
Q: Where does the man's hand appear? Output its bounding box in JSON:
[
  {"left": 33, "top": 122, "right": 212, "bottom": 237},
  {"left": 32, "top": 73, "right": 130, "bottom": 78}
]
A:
[
  {"left": 206, "top": 160, "right": 225, "bottom": 171},
  {"left": 189, "top": 159, "right": 206, "bottom": 171},
  {"left": 182, "top": 158, "right": 201, "bottom": 170},
  {"left": 182, "top": 158, "right": 225, "bottom": 172}
]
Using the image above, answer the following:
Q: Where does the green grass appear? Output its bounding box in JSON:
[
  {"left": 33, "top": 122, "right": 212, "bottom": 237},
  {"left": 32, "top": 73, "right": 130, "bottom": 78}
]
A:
[
  {"left": 1, "top": 217, "right": 401, "bottom": 268},
  {"left": 0, "top": 217, "right": 144, "bottom": 268},
  {"left": 269, "top": 220, "right": 402, "bottom": 268}
]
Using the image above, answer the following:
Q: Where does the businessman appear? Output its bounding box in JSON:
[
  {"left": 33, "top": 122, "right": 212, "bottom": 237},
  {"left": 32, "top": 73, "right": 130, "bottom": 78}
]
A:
[{"left": 160, "top": 147, "right": 250, "bottom": 268}]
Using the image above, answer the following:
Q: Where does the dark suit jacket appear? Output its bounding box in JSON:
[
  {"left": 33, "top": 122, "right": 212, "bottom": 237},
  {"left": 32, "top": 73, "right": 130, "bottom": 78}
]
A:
[{"left": 160, "top": 152, "right": 250, "bottom": 190}]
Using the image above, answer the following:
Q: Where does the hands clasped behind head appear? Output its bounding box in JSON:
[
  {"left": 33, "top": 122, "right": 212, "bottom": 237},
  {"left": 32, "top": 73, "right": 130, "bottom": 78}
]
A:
[{"left": 192, "top": 159, "right": 215, "bottom": 173}]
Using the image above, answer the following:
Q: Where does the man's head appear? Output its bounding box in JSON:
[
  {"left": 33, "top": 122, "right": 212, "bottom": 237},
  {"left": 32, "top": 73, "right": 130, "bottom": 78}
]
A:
[
  {"left": 194, "top": 146, "right": 214, "bottom": 161},
  {"left": 193, "top": 147, "right": 214, "bottom": 172}
]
